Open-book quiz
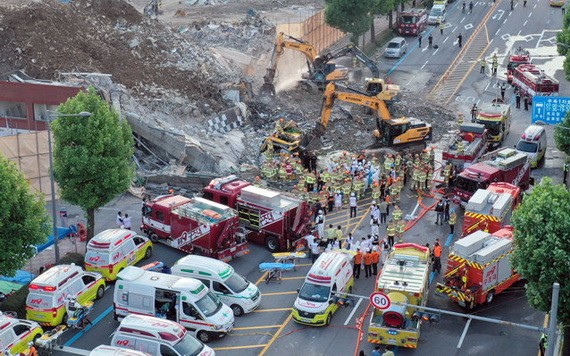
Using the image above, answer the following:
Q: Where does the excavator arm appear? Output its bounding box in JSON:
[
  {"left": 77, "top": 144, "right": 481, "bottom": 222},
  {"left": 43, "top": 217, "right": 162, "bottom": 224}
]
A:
[
  {"left": 324, "top": 44, "right": 380, "bottom": 79},
  {"left": 261, "top": 32, "right": 319, "bottom": 96},
  {"left": 327, "top": 83, "right": 392, "bottom": 121}
]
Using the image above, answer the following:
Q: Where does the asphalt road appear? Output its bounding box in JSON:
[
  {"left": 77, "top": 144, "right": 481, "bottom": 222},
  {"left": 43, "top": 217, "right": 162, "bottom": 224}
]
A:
[{"left": 48, "top": 0, "right": 566, "bottom": 355}]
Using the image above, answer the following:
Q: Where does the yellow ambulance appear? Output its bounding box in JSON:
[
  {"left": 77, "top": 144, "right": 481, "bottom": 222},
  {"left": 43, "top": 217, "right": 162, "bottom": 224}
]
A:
[
  {"left": 25, "top": 264, "right": 106, "bottom": 326},
  {"left": 85, "top": 229, "right": 153, "bottom": 281}
]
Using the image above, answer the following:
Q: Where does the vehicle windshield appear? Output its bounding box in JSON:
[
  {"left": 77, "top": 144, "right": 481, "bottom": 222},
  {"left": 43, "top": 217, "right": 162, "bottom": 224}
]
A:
[
  {"left": 401, "top": 16, "right": 416, "bottom": 24},
  {"left": 455, "top": 176, "right": 488, "bottom": 195},
  {"left": 224, "top": 273, "right": 249, "bottom": 294},
  {"left": 430, "top": 8, "right": 443, "bottom": 16},
  {"left": 516, "top": 141, "right": 538, "bottom": 153},
  {"left": 476, "top": 119, "right": 501, "bottom": 135},
  {"left": 173, "top": 333, "right": 205, "bottom": 356},
  {"left": 298, "top": 283, "right": 331, "bottom": 303},
  {"left": 85, "top": 250, "right": 109, "bottom": 266},
  {"left": 195, "top": 291, "right": 222, "bottom": 317},
  {"left": 387, "top": 42, "right": 401, "bottom": 49}
]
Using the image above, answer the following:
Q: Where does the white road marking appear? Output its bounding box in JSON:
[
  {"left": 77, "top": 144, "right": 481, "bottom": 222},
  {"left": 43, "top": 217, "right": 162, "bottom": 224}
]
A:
[
  {"left": 433, "top": 48, "right": 440, "bottom": 56},
  {"left": 423, "top": 46, "right": 429, "bottom": 52},
  {"left": 452, "top": 26, "right": 458, "bottom": 33},
  {"left": 518, "top": 30, "right": 522, "bottom": 35},
  {"left": 523, "top": 20, "right": 527, "bottom": 27},
  {"left": 484, "top": 82, "right": 490, "bottom": 91},
  {"left": 533, "top": 3, "right": 537, "bottom": 8},
  {"left": 443, "top": 36, "right": 449, "bottom": 43},
  {"left": 421, "top": 60, "right": 429, "bottom": 70},
  {"left": 344, "top": 298, "right": 363, "bottom": 325},
  {"left": 503, "top": 18, "right": 508, "bottom": 24},
  {"left": 460, "top": 17, "right": 465, "bottom": 23},
  {"left": 489, "top": 38, "right": 493, "bottom": 44},
  {"left": 528, "top": 12, "right": 533, "bottom": 17},
  {"left": 59, "top": 346, "right": 91, "bottom": 355},
  {"left": 495, "top": 29, "right": 500, "bottom": 36}
]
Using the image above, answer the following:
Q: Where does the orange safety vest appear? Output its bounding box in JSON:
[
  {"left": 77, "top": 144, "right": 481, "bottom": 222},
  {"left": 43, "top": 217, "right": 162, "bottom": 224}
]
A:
[
  {"left": 354, "top": 252, "right": 363, "bottom": 265},
  {"left": 364, "top": 253, "right": 373, "bottom": 265},
  {"left": 433, "top": 245, "right": 442, "bottom": 258},
  {"left": 371, "top": 251, "right": 380, "bottom": 264}
]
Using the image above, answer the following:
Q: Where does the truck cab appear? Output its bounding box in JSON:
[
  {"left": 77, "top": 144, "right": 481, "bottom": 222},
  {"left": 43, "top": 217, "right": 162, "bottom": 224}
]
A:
[
  {"left": 397, "top": 9, "right": 428, "bottom": 36},
  {"left": 474, "top": 101, "right": 511, "bottom": 149}
]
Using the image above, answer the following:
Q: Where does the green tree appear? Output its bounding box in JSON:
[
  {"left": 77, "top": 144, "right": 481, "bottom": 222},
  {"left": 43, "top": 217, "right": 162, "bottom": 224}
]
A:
[
  {"left": 374, "top": 0, "right": 395, "bottom": 35},
  {"left": 554, "top": 113, "right": 570, "bottom": 155},
  {"left": 0, "top": 154, "right": 49, "bottom": 276},
  {"left": 511, "top": 177, "right": 570, "bottom": 322},
  {"left": 52, "top": 88, "right": 135, "bottom": 241},
  {"left": 325, "top": 0, "right": 377, "bottom": 43}
]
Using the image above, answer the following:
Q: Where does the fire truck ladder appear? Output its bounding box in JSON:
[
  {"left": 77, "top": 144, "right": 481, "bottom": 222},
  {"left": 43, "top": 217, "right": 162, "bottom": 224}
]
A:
[{"left": 427, "top": 2, "right": 498, "bottom": 105}]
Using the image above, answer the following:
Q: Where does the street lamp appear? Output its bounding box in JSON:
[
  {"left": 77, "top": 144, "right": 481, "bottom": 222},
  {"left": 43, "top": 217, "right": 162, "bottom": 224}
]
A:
[
  {"left": 535, "top": 120, "right": 570, "bottom": 131},
  {"left": 46, "top": 110, "right": 91, "bottom": 263}
]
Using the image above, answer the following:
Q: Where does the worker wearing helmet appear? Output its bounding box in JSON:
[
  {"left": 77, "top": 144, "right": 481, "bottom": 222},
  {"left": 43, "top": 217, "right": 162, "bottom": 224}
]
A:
[
  {"left": 275, "top": 118, "right": 285, "bottom": 135},
  {"left": 66, "top": 296, "right": 83, "bottom": 319}
]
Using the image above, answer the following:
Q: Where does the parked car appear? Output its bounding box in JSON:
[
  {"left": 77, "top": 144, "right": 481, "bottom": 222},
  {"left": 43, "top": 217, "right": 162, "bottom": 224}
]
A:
[
  {"left": 428, "top": 4, "right": 446, "bottom": 25},
  {"left": 384, "top": 37, "right": 409, "bottom": 58}
]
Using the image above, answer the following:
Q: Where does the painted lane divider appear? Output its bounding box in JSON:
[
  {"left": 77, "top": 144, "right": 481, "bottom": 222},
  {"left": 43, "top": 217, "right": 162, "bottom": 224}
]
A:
[{"left": 64, "top": 305, "right": 113, "bottom": 346}]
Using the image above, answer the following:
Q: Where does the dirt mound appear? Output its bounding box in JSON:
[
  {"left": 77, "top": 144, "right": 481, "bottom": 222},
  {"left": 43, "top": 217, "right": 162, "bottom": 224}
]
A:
[{"left": 0, "top": 0, "right": 232, "bottom": 110}]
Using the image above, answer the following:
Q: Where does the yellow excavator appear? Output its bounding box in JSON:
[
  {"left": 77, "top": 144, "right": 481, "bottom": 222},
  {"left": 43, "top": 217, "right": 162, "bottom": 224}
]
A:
[
  {"left": 299, "top": 82, "right": 432, "bottom": 150},
  {"left": 260, "top": 32, "right": 349, "bottom": 96}
]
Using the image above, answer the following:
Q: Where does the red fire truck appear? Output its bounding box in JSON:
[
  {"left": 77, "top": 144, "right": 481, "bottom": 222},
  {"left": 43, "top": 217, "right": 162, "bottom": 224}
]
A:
[
  {"left": 442, "top": 123, "right": 488, "bottom": 172},
  {"left": 436, "top": 227, "right": 520, "bottom": 309},
  {"left": 506, "top": 47, "right": 531, "bottom": 84},
  {"left": 202, "top": 175, "right": 314, "bottom": 252},
  {"left": 462, "top": 182, "right": 521, "bottom": 237},
  {"left": 453, "top": 148, "right": 531, "bottom": 204},
  {"left": 397, "top": 9, "right": 428, "bottom": 36},
  {"left": 511, "top": 64, "right": 559, "bottom": 100},
  {"left": 141, "top": 195, "right": 248, "bottom": 262}
]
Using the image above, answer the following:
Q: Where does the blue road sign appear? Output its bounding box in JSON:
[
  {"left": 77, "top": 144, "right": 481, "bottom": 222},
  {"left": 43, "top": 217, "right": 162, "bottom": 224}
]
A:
[{"left": 532, "top": 96, "right": 570, "bottom": 124}]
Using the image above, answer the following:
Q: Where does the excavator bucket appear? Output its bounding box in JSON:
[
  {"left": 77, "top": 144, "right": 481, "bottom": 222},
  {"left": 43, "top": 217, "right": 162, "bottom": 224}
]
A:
[
  {"left": 299, "top": 122, "right": 326, "bottom": 151},
  {"left": 259, "top": 83, "right": 276, "bottom": 97}
]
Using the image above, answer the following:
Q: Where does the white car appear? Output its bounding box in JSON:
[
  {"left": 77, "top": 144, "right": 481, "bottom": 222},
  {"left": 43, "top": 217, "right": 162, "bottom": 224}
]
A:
[
  {"left": 428, "top": 4, "right": 446, "bottom": 25},
  {"left": 384, "top": 37, "right": 409, "bottom": 58}
]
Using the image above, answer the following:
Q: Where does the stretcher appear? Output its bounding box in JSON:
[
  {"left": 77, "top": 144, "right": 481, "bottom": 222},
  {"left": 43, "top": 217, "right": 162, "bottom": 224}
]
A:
[
  {"left": 259, "top": 263, "right": 296, "bottom": 284},
  {"left": 35, "top": 324, "right": 67, "bottom": 353},
  {"left": 271, "top": 252, "right": 306, "bottom": 265}
]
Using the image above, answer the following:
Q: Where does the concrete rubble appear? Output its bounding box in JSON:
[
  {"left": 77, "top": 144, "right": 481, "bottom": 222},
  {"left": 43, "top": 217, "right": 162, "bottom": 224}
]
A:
[{"left": 0, "top": 0, "right": 458, "bottom": 183}]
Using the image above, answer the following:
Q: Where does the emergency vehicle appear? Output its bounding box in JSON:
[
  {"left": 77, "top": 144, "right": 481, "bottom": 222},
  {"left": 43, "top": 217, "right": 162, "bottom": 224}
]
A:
[
  {"left": 26, "top": 264, "right": 106, "bottom": 327},
  {"left": 515, "top": 125, "right": 547, "bottom": 168},
  {"left": 292, "top": 251, "right": 354, "bottom": 326},
  {"left": 202, "top": 175, "right": 314, "bottom": 252},
  {"left": 0, "top": 314, "right": 43, "bottom": 356},
  {"left": 110, "top": 315, "right": 214, "bottom": 356},
  {"left": 368, "top": 243, "right": 431, "bottom": 348},
  {"left": 506, "top": 47, "right": 531, "bottom": 84},
  {"left": 85, "top": 229, "right": 153, "bottom": 281},
  {"left": 113, "top": 266, "right": 234, "bottom": 343},
  {"left": 462, "top": 182, "right": 521, "bottom": 237},
  {"left": 436, "top": 227, "right": 520, "bottom": 309},
  {"left": 454, "top": 148, "right": 531, "bottom": 204},
  {"left": 473, "top": 100, "right": 511, "bottom": 149},
  {"left": 442, "top": 123, "right": 488, "bottom": 171},
  {"left": 397, "top": 9, "right": 428, "bottom": 36},
  {"left": 141, "top": 195, "right": 248, "bottom": 262},
  {"left": 511, "top": 64, "right": 559, "bottom": 100},
  {"left": 172, "top": 255, "right": 261, "bottom": 316}
]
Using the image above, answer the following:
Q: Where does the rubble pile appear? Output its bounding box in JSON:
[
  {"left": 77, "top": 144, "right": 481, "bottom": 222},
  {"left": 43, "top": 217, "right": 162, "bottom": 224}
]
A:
[{"left": 0, "top": 0, "right": 245, "bottom": 111}]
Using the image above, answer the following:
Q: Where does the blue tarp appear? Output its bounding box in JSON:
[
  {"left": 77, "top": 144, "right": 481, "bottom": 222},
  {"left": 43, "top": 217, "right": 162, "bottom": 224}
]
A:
[
  {"left": 0, "top": 270, "right": 35, "bottom": 284},
  {"left": 35, "top": 225, "right": 78, "bottom": 254}
]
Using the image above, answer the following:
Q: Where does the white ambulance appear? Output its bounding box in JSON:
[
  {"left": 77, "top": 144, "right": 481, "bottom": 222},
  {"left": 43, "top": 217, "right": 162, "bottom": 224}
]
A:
[
  {"left": 515, "top": 124, "right": 547, "bottom": 168},
  {"left": 113, "top": 266, "right": 233, "bottom": 343},
  {"left": 292, "top": 251, "right": 354, "bottom": 326},
  {"left": 89, "top": 345, "right": 151, "bottom": 355},
  {"left": 0, "top": 313, "right": 43, "bottom": 355},
  {"left": 171, "top": 255, "right": 261, "bottom": 316},
  {"left": 110, "top": 315, "right": 214, "bottom": 356}
]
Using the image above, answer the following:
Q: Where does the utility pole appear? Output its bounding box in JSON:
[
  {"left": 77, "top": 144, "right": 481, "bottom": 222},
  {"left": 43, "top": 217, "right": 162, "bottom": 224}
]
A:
[{"left": 546, "top": 282, "right": 560, "bottom": 356}]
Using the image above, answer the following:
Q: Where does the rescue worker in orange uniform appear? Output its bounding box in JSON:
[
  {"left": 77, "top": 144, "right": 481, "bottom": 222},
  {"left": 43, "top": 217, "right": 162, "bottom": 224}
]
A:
[
  {"left": 371, "top": 247, "right": 380, "bottom": 275},
  {"left": 354, "top": 248, "right": 363, "bottom": 279},
  {"left": 433, "top": 242, "right": 442, "bottom": 274},
  {"left": 364, "top": 249, "right": 373, "bottom": 278}
]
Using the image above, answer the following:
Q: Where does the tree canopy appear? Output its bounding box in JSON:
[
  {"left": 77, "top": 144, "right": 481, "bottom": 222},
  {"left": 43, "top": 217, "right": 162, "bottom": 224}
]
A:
[
  {"left": 554, "top": 113, "right": 570, "bottom": 156},
  {"left": 52, "top": 87, "right": 135, "bottom": 240},
  {"left": 325, "top": 0, "right": 377, "bottom": 42},
  {"left": 557, "top": 11, "right": 570, "bottom": 79},
  {"left": 511, "top": 177, "right": 570, "bottom": 322},
  {"left": 0, "top": 154, "right": 49, "bottom": 276}
]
